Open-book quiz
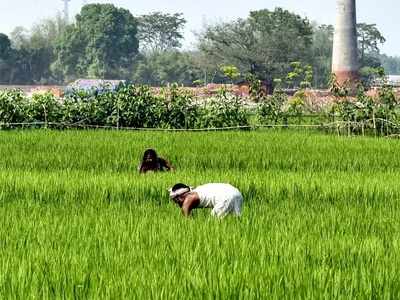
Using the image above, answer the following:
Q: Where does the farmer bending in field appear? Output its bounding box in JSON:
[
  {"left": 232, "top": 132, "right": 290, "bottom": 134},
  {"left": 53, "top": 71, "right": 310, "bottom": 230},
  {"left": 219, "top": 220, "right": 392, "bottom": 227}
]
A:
[
  {"left": 138, "top": 148, "right": 174, "bottom": 174},
  {"left": 168, "top": 183, "right": 243, "bottom": 218}
]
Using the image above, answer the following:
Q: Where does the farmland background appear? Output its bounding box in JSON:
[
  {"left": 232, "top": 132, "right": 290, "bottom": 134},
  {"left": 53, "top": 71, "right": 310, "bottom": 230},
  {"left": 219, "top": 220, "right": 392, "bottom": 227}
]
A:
[{"left": 1, "top": 130, "right": 400, "bottom": 298}]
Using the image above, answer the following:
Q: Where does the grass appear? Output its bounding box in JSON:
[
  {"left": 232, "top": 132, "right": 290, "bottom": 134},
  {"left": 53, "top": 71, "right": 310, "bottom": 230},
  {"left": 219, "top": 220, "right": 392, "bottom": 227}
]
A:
[{"left": 1, "top": 129, "right": 400, "bottom": 299}]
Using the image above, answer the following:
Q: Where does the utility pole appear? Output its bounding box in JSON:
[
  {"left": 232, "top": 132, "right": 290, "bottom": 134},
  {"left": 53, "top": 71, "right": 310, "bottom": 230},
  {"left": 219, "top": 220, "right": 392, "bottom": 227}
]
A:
[
  {"left": 332, "top": 0, "right": 359, "bottom": 86},
  {"left": 61, "top": 0, "right": 71, "bottom": 23}
]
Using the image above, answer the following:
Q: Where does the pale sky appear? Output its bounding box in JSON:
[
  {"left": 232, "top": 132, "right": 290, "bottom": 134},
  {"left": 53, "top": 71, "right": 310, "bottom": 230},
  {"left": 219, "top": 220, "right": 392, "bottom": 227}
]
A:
[{"left": 0, "top": 0, "right": 398, "bottom": 56}]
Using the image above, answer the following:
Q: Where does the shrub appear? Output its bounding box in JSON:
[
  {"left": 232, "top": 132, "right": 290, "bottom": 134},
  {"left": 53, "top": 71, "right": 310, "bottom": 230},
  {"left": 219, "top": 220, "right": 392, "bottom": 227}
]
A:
[
  {"left": 257, "top": 89, "right": 287, "bottom": 125},
  {"left": 114, "top": 84, "right": 164, "bottom": 128},
  {"left": 27, "top": 93, "right": 62, "bottom": 124},
  {"left": 198, "top": 89, "right": 249, "bottom": 128},
  {"left": 62, "top": 90, "right": 107, "bottom": 125},
  {"left": 0, "top": 90, "right": 29, "bottom": 124},
  {"left": 159, "top": 84, "right": 200, "bottom": 129},
  {"left": 288, "top": 90, "right": 306, "bottom": 115}
]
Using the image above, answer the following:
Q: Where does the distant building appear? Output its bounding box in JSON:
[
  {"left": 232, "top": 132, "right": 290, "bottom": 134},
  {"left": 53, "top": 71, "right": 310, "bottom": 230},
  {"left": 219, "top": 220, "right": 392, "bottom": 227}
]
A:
[
  {"left": 387, "top": 75, "right": 400, "bottom": 87},
  {"left": 373, "top": 75, "right": 400, "bottom": 88}
]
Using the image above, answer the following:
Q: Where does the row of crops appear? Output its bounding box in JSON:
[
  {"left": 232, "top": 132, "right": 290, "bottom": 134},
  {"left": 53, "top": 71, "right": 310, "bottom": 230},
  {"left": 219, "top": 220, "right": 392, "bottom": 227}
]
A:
[
  {"left": 1, "top": 83, "right": 400, "bottom": 135},
  {"left": 1, "top": 130, "right": 400, "bottom": 297}
]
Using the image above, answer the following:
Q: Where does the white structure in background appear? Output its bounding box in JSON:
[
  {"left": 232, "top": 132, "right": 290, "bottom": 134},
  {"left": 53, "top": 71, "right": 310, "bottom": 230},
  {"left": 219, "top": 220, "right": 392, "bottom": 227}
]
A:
[
  {"left": 373, "top": 75, "right": 400, "bottom": 88},
  {"left": 61, "top": 0, "right": 71, "bottom": 23},
  {"left": 332, "top": 0, "right": 359, "bottom": 85},
  {"left": 387, "top": 76, "right": 400, "bottom": 87}
]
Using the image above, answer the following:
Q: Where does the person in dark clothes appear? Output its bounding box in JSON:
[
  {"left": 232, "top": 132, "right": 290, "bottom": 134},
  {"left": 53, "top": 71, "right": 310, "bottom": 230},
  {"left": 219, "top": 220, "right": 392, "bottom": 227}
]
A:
[{"left": 138, "top": 149, "right": 174, "bottom": 174}]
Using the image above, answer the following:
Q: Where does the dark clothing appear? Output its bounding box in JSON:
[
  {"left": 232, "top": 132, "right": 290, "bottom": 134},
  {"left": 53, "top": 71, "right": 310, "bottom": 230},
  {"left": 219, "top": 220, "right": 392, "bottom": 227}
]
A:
[{"left": 139, "top": 157, "right": 172, "bottom": 173}]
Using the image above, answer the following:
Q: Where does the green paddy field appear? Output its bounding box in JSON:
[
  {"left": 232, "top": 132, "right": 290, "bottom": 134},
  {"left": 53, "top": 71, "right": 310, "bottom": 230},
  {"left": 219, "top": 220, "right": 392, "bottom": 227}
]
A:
[{"left": 1, "top": 130, "right": 400, "bottom": 299}]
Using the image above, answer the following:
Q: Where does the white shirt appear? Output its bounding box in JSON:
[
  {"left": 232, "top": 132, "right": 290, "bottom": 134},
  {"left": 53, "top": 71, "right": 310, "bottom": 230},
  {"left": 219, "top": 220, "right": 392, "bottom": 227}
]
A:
[{"left": 194, "top": 183, "right": 242, "bottom": 209}]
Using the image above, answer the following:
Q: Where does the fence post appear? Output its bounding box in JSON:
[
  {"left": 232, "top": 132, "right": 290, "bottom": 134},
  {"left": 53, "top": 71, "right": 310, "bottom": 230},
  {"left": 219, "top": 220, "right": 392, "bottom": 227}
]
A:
[
  {"left": 283, "top": 115, "right": 288, "bottom": 129},
  {"left": 361, "top": 122, "right": 365, "bottom": 136},
  {"left": 386, "top": 116, "right": 389, "bottom": 136},
  {"left": 42, "top": 104, "right": 48, "bottom": 129},
  {"left": 373, "top": 112, "right": 376, "bottom": 136},
  {"left": 116, "top": 100, "right": 120, "bottom": 130}
]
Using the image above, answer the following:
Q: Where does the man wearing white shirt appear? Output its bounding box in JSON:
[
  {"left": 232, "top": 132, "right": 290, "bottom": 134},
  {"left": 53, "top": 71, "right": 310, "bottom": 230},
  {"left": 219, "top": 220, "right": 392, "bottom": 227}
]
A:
[{"left": 169, "top": 183, "right": 243, "bottom": 218}]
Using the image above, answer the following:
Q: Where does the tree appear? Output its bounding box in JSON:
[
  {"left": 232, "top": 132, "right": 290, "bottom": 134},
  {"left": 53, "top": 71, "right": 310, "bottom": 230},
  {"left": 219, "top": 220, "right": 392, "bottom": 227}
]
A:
[
  {"left": 9, "top": 27, "right": 29, "bottom": 50},
  {"left": 5, "top": 15, "right": 68, "bottom": 84},
  {"left": 0, "top": 33, "right": 12, "bottom": 58},
  {"left": 132, "top": 51, "right": 202, "bottom": 86},
  {"left": 311, "top": 24, "right": 334, "bottom": 87},
  {"left": 198, "top": 8, "right": 313, "bottom": 88},
  {"left": 137, "top": 12, "right": 186, "bottom": 52},
  {"left": 0, "top": 34, "right": 13, "bottom": 84},
  {"left": 26, "top": 15, "right": 67, "bottom": 83},
  {"left": 220, "top": 65, "right": 240, "bottom": 83},
  {"left": 357, "top": 23, "right": 386, "bottom": 66},
  {"left": 380, "top": 54, "right": 400, "bottom": 75},
  {"left": 53, "top": 4, "right": 139, "bottom": 81}
]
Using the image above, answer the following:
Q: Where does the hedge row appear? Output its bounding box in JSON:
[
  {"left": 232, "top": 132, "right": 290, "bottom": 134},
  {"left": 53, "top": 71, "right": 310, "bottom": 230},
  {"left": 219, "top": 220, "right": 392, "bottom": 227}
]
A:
[{"left": 0, "top": 85, "right": 249, "bottom": 129}]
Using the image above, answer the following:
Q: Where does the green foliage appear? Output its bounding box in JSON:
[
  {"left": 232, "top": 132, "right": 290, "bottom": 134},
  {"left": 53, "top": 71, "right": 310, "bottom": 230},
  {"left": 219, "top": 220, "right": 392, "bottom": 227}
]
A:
[
  {"left": 359, "top": 66, "right": 385, "bottom": 88},
  {"left": 198, "top": 7, "right": 313, "bottom": 82},
  {"left": 5, "top": 15, "right": 68, "bottom": 84},
  {"left": 375, "top": 84, "right": 398, "bottom": 129},
  {"left": 1, "top": 78, "right": 400, "bottom": 134},
  {"left": 0, "top": 84, "right": 250, "bottom": 129},
  {"left": 329, "top": 69, "right": 400, "bottom": 136},
  {"left": 0, "top": 9, "right": 390, "bottom": 88},
  {"left": 159, "top": 84, "right": 199, "bottom": 129},
  {"left": 198, "top": 92, "right": 249, "bottom": 128},
  {"left": 53, "top": 4, "right": 139, "bottom": 81},
  {"left": 0, "top": 34, "right": 14, "bottom": 84},
  {"left": 357, "top": 23, "right": 386, "bottom": 67},
  {"left": 62, "top": 85, "right": 164, "bottom": 128},
  {"left": 285, "top": 62, "right": 313, "bottom": 89},
  {"left": 257, "top": 89, "right": 287, "bottom": 124},
  {"left": 354, "top": 87, "right": 375, "bottom": 122},
  {"left": 132, "top": 51, "right": 202, "bottom": 86},
  {"left": 0, "top": 33, "right": 11, "bottom": 57},
  {"left": 137, "top": 12, "right": 186, "bottom": 52},
  {"left": 192, "top": 79, "right": 204, "bottom": 87},
  {"left": 114, "top": 85, "right": 164, "bottom": 128},
  {"left": 246, "top": 73, "right": 265, "bottom": 103},
  {"left": 62, "top": 89, "right": 113, "bottom": 126},
  {"left": 220, "top": 65, "right": 241, "bottom": 83},
  {"left": 28, "top": 92, "right": 62, "bottom": 124},
  {"left": 329, "top": 74, "right": 350, "bottom": 98},
  {"left": 380, "top": 54, "right": 400, "bottom": 75},
  {"left": 288, "top": 90, "right": 306, "bottom": 116},
  {"left": 0, "top": 90, "right": 28, "bottom": 124},
  {"left": 311, "top": 24, "right": 334, "bottom": 88}
]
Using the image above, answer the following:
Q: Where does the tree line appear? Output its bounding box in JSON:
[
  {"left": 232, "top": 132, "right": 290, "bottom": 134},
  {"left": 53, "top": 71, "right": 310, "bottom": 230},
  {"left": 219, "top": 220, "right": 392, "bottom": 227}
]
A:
[{"left": 0, "top": 4, "right": 398, "bottom": 87}]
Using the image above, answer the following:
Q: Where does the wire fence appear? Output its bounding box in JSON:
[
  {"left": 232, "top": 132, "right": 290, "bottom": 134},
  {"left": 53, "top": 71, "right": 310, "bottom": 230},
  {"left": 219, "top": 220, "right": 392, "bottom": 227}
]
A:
[{"left": 1, "top": 118, "right": 400, "bottom": 137}]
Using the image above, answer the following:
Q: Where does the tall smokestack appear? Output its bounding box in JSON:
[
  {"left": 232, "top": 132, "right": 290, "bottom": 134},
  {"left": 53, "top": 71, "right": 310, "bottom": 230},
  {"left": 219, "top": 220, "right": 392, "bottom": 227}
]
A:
[
  {"left": 332, "top": 0, "right": 359, "bottom": 86},
  {"left": 62, "top": 0, "right": 71, "bottom": 23}
]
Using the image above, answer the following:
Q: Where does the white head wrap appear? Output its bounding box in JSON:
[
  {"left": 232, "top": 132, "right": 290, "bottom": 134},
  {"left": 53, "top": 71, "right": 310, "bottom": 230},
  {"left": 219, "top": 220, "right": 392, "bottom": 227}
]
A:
[{"left": 168, "top": 187, "right": 191, "bottom": 198}]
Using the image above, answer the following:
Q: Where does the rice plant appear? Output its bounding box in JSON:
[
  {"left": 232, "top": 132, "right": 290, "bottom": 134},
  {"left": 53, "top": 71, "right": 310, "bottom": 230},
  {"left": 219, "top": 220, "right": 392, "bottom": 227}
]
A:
[{"left": 1, "top": 130, "right": 400, "bottom": 298}]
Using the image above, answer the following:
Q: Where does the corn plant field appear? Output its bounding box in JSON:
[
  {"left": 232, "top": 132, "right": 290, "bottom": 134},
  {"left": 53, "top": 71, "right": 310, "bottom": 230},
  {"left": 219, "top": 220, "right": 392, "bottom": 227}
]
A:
[{"left": 1, "top": 130, "right": 400, "bottom": 299}]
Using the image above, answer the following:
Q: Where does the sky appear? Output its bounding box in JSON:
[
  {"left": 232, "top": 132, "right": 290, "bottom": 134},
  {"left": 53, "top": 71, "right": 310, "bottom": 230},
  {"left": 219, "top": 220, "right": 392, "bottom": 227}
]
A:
[{"left": 0, "top": 0, "right": 398, "bottom": 56}]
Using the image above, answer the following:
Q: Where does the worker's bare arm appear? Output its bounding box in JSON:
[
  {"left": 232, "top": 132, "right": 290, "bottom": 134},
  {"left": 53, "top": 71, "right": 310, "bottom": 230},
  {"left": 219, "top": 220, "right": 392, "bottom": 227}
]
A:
[
  {"left": 181, "top": 194, "right": 200, "bottom": 217},
  {"left": 160, "top": 158, "right": 174, "bottom": 171}
]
